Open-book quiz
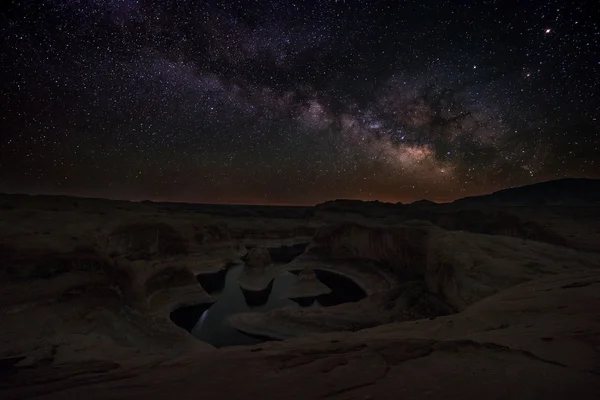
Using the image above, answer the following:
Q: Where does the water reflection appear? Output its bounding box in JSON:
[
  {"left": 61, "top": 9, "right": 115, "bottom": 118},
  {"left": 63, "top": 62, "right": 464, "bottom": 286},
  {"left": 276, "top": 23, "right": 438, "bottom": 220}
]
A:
[
  {"left": 196, "top": 268, "right": 228, "bottom": 294},
  {"left": 171, "top": 264, "right": 365, "bottom": 348},
  {"left": 290, "top": 297, "right": 316, "bottom": 307},
  {"left": 241, "top": 280, "right": 274, "bottom": 307}
]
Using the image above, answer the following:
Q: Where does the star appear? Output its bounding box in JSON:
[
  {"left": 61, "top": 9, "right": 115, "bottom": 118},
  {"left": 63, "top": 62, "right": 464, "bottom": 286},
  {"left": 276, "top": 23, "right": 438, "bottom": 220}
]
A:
[{"left": 0, "top": 0, "right": 598, "bottom": 204}]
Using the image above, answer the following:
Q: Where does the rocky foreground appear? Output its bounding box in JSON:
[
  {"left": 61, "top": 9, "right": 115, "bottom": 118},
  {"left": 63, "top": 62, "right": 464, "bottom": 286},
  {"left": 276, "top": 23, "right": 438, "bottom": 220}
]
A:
[{"left": 1, "top": 179, "right": 600, "bottom": 399}]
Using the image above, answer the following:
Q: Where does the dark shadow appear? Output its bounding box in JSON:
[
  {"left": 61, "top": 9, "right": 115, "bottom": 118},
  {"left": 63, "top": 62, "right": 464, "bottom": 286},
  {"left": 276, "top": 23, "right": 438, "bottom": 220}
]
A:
[
  {"left": 268, "top": 243, "right": 309, "bottom": 263},
  {"left": 315, "top": 269, "right": 366, "bottom": 306},
  {"left": 290, "top": 297, "right": 316, "bottom": 307},
  {"left": 171, "top": 266, "right": 367, "bottom": 348},
  {"left": 169, "top": 303, "right": 213, "bottom": 332},
  {"left": 0, "top": 356, "right": 26, "bottom": 379},
  {"left": 197, "top": 269, "right": 227, "bottom": 294},
  {"left": 233, "top": 330, "right": 281, "bottom": 343},
  {"left": 241, "top": 280, "right": 274, "bottom": 307}
]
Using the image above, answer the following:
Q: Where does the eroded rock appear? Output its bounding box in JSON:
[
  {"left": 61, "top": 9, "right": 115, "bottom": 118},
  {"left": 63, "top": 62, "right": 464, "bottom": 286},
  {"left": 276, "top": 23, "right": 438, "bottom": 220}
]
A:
[
  {"left": 231, "top": 281, "right": 453, "bottom": 339},
  {"left": 237, "top": 247, "right": 280, "bottom": 291},
  {"left": 285, "top": 268, "right": 332, "bottom": 299},
  {"left": 106, "top": 222, "right": 188, "bottom": 260},
  {"left": 306, "top": 221, "right": 600, "bottom": 310},
  {"left": 244, "top": 247, "right": 272, "bottom": 268},
  {"left": 1, "top": 188, "right": 600, "bottom": 399}
]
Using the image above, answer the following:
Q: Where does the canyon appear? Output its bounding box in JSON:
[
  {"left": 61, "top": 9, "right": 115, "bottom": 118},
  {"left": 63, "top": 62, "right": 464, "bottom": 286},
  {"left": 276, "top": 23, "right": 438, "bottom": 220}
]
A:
[{"left": 1, "top": 178, "right": 600, "bottom": 399}]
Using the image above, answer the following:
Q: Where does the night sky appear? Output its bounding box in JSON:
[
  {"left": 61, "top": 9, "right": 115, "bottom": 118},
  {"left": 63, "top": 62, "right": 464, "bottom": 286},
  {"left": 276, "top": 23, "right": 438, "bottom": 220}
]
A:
[{"left": 1, "top": 1, "right": 599, "bottom": 205}]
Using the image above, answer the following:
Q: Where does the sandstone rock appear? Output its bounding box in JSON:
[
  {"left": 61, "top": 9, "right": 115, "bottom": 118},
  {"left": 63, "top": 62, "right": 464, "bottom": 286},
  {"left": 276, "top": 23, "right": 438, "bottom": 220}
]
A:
[
  {"left": 1, "top": 188, "right": 600, "bottom": 399},
  {"left": 231, "top": 281, "right": 453, "bottom": 339},
  {"left": 5, "top": 272, "right": 600, "bottom": 400},
  {"left": 285, "top": 268, "right": 331, "bottom": 299},
  {"left": 106, "top": 222, "right": 189, "bottom": 260},
  {"left": 237, "top": 266, "right": 278, "bottom": 292},
  {"left": 237, "top": 247, "right": 279, "bottom": 291},
  {"left": 308, "top": 221, "right": 600, "bottom": 310},
  {"left": 244, "top": 247, "right": 272, "bottom": 268}
]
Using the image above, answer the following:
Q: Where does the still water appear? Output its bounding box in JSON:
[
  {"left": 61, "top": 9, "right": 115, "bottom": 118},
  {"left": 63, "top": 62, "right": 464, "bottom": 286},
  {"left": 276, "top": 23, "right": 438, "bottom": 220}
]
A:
[{"left": 170, "top": 264, "right": 365, "bottom": 347}]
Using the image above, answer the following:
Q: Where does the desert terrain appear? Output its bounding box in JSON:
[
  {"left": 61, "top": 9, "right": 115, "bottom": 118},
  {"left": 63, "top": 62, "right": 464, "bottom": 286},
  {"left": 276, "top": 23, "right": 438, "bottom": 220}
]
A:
[{"left": 1, "top": 178, "right": 600, "bottom": 399}]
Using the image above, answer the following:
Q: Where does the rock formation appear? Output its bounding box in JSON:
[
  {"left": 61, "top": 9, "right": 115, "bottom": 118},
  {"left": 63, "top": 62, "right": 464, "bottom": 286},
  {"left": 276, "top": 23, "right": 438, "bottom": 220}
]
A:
[
  {"left": 4, "top": 271, "right": 600, "bottom": 399},
  {"left": 306, "top": 221, "right": 599, "bottom": 310},
  {"left": 244, "top": 247, "right": 272, "bottom": 267},
  {"left": 237, "top": 247, "right": 280, "bottom": 291},
  {"left": 0, "top": 195, "right": 315, "bottom": 366},
  {"left": 1, "top": 181, "right": 600, "bottom": 399},
  {"left": 285, "top": 268, "right": 332, "bottom": 299},
  {"left": 231, "top": 281, "right": 454, "bottom": 339}
]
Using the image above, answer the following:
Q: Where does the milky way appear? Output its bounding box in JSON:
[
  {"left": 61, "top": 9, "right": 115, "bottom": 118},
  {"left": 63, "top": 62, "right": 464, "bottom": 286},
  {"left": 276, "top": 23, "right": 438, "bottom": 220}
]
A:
[{"left": 1, "top": 0, "right": 599, "bottom": 204}]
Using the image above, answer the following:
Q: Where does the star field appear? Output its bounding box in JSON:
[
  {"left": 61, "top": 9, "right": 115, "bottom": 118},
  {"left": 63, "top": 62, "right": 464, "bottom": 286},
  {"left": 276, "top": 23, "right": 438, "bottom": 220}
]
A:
[{"left": 1, "top": 0, "right": 599, "bottom": 204}]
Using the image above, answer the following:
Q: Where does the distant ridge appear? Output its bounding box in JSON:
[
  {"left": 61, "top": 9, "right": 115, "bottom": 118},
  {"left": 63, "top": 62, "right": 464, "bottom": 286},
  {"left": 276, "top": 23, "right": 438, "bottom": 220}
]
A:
[
  {"left": 409, "top": 199, "right": 437, "bottom": 206},
  {"left": 314, "top": 178, "right": 600, "bottom": 211},
  {"left": 453, "top": 178, "right": 600, "bottom": 206},
  {"left": 3, "top": 178, "right": 599, "bottom": 210}
]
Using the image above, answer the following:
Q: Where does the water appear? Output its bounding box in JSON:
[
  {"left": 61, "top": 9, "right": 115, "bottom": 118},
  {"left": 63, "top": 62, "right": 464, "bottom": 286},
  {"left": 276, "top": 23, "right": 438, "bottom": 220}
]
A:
[{"left": 170, "top": 264, "right": 365, "bottom": 348}]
